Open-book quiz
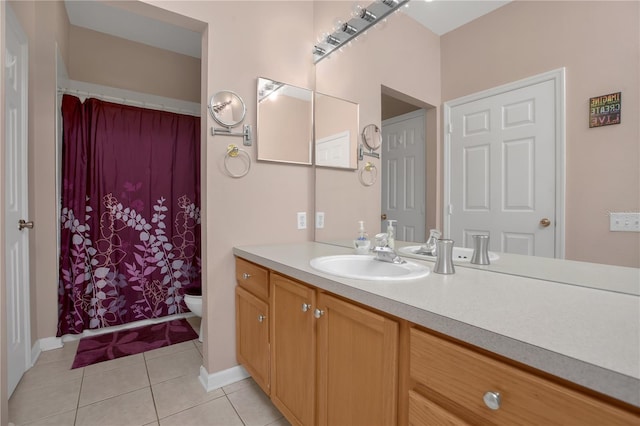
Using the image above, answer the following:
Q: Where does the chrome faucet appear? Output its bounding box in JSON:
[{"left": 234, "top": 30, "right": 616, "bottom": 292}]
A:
[{"left": 373, "top": 233, "right": 406, "bottom": 264}]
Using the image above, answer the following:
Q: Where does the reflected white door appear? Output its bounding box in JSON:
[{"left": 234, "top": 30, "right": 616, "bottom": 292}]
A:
[
  {"left": 5, "top": 5, "right": 31, "bottom": 397},
  {"left": 381, "top": 110, "right": 425, "bottom": 242},
  {"left": 447, "top": 78, "right": 557, "bottom": 257}
]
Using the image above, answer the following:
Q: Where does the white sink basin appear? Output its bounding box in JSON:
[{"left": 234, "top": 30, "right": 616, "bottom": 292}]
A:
[
  {"left": 310, "top": 255, "right": 430, "bottom": 281},
  {"left": 398, "top": 246, "right": 499, "bottom": 263}
]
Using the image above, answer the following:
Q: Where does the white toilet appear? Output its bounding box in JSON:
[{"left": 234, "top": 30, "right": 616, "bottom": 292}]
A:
[{"left": 184, "top": 288, "right": 203, "bottom": 342}]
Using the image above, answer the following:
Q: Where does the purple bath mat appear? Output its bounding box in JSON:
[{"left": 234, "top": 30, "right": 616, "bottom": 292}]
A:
[{"left": 71, "top": 318, "right": 198, "bottom": 369}]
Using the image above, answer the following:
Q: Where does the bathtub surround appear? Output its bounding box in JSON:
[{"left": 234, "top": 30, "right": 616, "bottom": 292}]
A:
[{"left": 71, "top": 318, "right": 198, "bottom": 369}]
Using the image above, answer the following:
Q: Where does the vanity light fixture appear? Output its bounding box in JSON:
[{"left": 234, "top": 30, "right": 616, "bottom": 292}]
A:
[
  {"left": 313, "top": 45, "right": 327, "bottom": 56},
  {"left": 326, "top": 34, "right": 341, "bottom": 46},
  {"left": 358, "top": 8, "right": 377, "bottom": 23},
  {"left": 341, "top": 23, "right": 358, "bottom": 35},
  {"left": 313, "top": 0, "right": 410, "bottom": 63}
]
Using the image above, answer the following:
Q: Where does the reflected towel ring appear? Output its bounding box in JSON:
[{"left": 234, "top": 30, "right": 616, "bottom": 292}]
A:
[
  {"left": 224, "top": 144, "right": 251, "bottom": 178},
  {"left": 358, "top": 161, "right": 377, "bottom": 186}
]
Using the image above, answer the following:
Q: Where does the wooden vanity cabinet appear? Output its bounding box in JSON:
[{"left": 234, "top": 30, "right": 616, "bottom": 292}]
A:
[
  {"left": 409, "top": 327, "right": 640, "bottom": 425},
  {"left": 316, "top": 292, "right": 399, "bottom": 426},
  {"left": 269, "top": 272, "right": 399, "bottom": 426},
  {"left": 270, "top": 273, "right": 316, "bottom": 426},
  {"left": 235, "top": 258, "right": 270, "bottom": 394}
]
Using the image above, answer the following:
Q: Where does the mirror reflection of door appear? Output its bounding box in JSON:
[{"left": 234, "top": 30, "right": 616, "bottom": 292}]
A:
[
  {"left": 381, "top": 94, "right": 426, "bottom": 242},
  {"left": 445, "top": 71, "right": 563, "bottom": 257}
]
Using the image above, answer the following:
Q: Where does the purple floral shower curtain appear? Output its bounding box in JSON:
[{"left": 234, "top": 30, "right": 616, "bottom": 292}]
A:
[{"left": 58, "top": 95, "right": 201, "bottom": 336}]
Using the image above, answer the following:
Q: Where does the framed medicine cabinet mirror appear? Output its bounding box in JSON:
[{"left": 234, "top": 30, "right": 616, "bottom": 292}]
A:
[
  {"left": 314, "top": 93, "right": 359, "bottom": 169},
  {"left": 256, "top": 77, "right": 313, "bottom": 165}
]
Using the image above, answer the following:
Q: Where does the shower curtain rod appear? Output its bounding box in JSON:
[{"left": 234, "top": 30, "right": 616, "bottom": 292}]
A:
[{"left": 57, "top": 87, "right": 201, "bottom": 117}]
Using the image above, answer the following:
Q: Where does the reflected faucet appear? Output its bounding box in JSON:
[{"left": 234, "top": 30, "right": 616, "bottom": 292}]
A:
[
  {"left": 417, "top": 229, "right": 441, "bottom": 256},
  {"left": 373, "top": 233, "right": 406, "bottom": 264}
]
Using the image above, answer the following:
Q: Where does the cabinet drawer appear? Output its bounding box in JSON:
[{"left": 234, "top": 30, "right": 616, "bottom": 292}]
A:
[
  {"left": 235, "top": 257, "right": 269, "bottom": 300},
  {"left": 410, "top": 328, "right": 638, "bottom": 425},
  {"left": 408, "top": 390, "right": 471, "bottom": 426}
]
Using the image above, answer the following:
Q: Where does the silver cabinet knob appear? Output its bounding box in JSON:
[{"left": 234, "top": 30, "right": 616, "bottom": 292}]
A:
[
  {"left": 242, "top": 272, "right": 251, "bottom": 279},
  {"left": 18, "top": 219, "right": 34, "bottom": 230},
  {"left": 313, "top": 308, "right": 325, "bottom": 319},
  {"left": 483, "top": 391, "right": 501, "bottom": 410},
  {"left": 257, "top": 314, "right": 266, "bottom": 323},
  {"left": 302, "top": 303, "right": 312, "bottom": 312}
]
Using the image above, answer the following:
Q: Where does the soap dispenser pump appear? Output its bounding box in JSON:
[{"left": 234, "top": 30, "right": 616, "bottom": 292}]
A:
[
  {"left": 353, "top": 220, "right": 371, "bottom": 254},
  {"left": 386, "top": 220, "right": 397, "bottom": 249}
]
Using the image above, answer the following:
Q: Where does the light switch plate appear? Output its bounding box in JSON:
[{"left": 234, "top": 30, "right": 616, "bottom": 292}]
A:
[{"left": 609, "top": 212, "right": 640, "bottom": 232}]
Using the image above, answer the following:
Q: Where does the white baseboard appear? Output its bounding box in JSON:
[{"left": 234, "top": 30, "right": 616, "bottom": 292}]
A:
[
  {"left": 198, "top": 365, "right": 250, "bottom": 392},
  {"left": 31, "top": 336, "right": 63, "bottom": 366}
]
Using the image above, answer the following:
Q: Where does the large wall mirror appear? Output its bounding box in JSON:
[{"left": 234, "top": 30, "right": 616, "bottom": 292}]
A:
[
  {"left": 313, "top": 1, "right": 639, "bottom": 279},
  {"left": 257, "top": 77, "right": 313, "bottom": 165},
  {"left": 315, "top": 93, "right": 359, "bottom": 169}
]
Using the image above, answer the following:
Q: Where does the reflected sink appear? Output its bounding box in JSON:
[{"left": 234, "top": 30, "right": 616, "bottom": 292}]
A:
[
  {"left": 398, "top": 246, "right": 500, "bottom": 262},
  {"left": 310, "top": 255, "right": 430, "bottom": 281}
]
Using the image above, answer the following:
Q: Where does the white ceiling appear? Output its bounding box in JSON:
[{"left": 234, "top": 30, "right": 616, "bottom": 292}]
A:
[
  {"left": 64, "top": 0, "right": 511, "bottom": 59},
  {"left": 402, "top": 0, "right": 511, "bottom": 36}
]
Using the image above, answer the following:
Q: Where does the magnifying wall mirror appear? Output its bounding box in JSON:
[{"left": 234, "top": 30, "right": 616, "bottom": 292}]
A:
[
  {"left": 362, "top": 124, "right": 381, "bottom": 151},
  {"left": 257, "top": 77, "right": 313, "bottom": 165},
  {"left": 209, "top": 90, "right": 246, "bottom": 128}
]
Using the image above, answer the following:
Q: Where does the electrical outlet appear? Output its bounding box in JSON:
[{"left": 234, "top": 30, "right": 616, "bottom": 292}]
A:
[
  {"left": 609, "top": 212, "right": 640, "bottom": 232},
  {"left": 297, "top": 212, "right": 307, "bottom": 230},
  {"left": 316, "top": 212, "right": 325, "bottom": 229}
]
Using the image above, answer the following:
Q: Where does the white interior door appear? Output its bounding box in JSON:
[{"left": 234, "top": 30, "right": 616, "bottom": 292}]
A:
[
  {"left": 5, "top": 5, "right": 31, "bottom": 397},
  {"left": 447, "top": 78, "right": 558, "bottom": 257},
  {"left": 381, "top": 110, "right": 426, "bottom": 242}
]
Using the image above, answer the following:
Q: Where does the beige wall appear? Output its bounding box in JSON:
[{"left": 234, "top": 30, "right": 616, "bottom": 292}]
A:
[
  {"left": 142, "top": 0, "right": 316, "bottom": 373},
  {"left": 441, "top": 1, "right": 639, "bottom": 267},
  {"left": 68, "top": 25, "right": 200, "bottom": 103}
]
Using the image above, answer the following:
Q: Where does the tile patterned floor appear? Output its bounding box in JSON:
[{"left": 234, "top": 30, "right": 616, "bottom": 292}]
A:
[{"left": 8, "top": 319, "right": 289, "bottom": 426}]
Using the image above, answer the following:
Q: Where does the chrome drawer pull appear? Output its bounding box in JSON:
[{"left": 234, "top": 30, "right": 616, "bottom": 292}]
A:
[
  {"left": 258, "top": 314, "right": 266, "bottom": 323},
  {"left": 302, "top": 303, "right": 312, "bottom": 312},
  {"left": 314, "top": 308, "right": 325, "bottom": 319},
  {"left": 483, "top": 391, "right": 501, "bottom": 410},
  {"left": 242, "top": 272, "right": 251, "bottom": 279}
]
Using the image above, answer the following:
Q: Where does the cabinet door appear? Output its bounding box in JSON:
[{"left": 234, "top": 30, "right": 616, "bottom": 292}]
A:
[
  {"left": 235, "top": 286, "right": 270, "bottom": 394},
  {"left": 317, "top": 293, "right": 399, "bottom": 426},
  {"left": 271, "top": 274, "right": 316, "bottom": 426}
]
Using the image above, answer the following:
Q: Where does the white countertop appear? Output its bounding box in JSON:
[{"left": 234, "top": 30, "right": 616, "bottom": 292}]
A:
[{"left": 233, "top": 242, "right": 640, "bottom": 408}]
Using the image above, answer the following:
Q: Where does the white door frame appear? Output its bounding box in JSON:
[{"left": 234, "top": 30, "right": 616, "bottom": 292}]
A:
[{"left": 443, "top": 68, "right": 566, "bottom": 258}]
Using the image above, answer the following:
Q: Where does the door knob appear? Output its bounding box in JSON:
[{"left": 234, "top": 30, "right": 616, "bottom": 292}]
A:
[
  {"left": 381, "top": 214, "right": 387, "bottom": 220},
  {"left": 539, "top": 218, "right": 551, "bottom": 227},
  {"left": 18, "top": 220, "right": 34, "bottom": 231}
]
